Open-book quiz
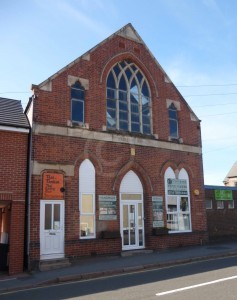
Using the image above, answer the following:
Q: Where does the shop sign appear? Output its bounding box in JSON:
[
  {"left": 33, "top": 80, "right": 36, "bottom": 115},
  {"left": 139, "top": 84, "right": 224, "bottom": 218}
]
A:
[
  {"left": 167, "top": 178, "right": 188, "bottom": 195},
  {"left": 99, "top": 195, "right": 117, "bottom": 220},
  {"left": 42, "top": 172, "right": 64, "bottom": 199},
  {"left": 215, "top": 190, "right": 233, "bottom": 201},
  {"left": 152, "top": 196, "right": 164, "bottom": 227}
]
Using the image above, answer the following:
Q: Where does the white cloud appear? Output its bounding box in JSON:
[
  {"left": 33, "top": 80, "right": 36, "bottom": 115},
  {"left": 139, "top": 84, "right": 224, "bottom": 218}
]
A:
[
  {"left": 34, "top": 0, "right": 111, "bottom": 37},
  {"left": 58, "top": 1, "right": 110, "bottom": 36}
]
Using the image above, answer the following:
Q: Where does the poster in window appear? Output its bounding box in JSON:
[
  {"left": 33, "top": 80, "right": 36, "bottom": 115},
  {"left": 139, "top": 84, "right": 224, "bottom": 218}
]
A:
[
  {"left": 152, "top": 196, "right": 164, "bottom": 227},
  {"left": 167, "top": 178, "right": 188, "bottom": 195},
  {"left": 99, "top": 195, "right": 117, "bottom": 220}
]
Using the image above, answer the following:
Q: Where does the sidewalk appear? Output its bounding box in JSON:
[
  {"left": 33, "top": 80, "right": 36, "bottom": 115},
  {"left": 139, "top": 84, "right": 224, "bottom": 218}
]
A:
[{"left": 1, "top": 240, "right": 237, "bottom": 294}]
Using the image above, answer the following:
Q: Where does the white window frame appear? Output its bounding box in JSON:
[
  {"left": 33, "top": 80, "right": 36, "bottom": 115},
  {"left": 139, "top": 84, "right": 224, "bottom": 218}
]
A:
[
  {"left": 228, "top": 200, "right": 234, "bottom": 209},
  {"left": 79, "top": 193, "right": 95, "bottom": 239},
  {"left": 79, "top": 159, "right": 96, "bottom": 239},
  {"left": 206, "top": 199, "right": 213, "bottom": 209},
  {"left": 217, "top": 200, "right": 224, "bottom": 209},
  {"left": 165, "top": 167, "right": 192, "bottom": 233}
]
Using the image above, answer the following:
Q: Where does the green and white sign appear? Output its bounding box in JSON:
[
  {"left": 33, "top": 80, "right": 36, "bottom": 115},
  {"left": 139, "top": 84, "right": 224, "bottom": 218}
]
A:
[
  {"left": 99, "top": 195, "right": 117, "bottom": 220},
  {"left": 167, "top": 179, "right": 188, "bottom": 195},
  {"left": 215, "top": 190, "right": 233, "bottom": 201}
]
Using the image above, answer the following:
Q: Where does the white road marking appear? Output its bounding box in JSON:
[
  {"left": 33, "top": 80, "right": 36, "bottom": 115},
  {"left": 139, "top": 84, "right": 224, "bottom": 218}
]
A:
[
  {"left": 0, "top": 277, "right": 16, "bottom": 282},
  {"left": 156, "top": 275, "right": 237, "bottom": 296}
]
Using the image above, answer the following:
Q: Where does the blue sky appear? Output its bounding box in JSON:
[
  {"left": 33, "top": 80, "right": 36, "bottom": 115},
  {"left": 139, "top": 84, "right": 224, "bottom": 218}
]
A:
[{"left": 1, "top": 0, "right": 237, "bottom": 185}]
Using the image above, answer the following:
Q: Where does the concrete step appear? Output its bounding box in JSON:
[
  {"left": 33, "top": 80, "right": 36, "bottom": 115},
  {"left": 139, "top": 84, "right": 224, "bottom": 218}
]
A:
[
  {"left": 121, "top": 249, "right": 153, "bottom": 257},
  {"left": 39, "top": 258, "right": 71, "bottom": 271}
]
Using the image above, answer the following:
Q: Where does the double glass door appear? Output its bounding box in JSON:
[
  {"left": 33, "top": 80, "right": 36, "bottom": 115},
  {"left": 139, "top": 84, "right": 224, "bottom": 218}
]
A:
[{"left": 121, "top": 199, "right": 144, "bottom": 250}]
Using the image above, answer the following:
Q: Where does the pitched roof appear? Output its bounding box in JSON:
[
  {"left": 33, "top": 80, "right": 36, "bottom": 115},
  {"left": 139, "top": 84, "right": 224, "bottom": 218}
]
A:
[
  {"left": 223, "top": 161, "right": 237, "bottom": 182},
  {"left": 0, "top": 97, "right": 29, "bottom": 129}
]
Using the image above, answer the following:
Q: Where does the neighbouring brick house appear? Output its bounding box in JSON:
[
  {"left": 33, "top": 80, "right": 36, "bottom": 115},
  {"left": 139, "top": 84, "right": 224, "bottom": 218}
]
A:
[
  {"left": 26, "top": 24, "right": 207, "bottom": 270},
  {"left": 0, "top": 98, "right": 29, "bottom": 274},
  {"left": 205, "top": 185, "right": 237, "bottom": 240}
]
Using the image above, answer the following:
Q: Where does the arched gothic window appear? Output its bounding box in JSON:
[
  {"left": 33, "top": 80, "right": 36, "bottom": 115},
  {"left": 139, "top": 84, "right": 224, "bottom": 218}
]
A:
[
  {"left": 106, "top": 60, "right": 151, "bottom": 134},
  {"left": 164, "top": 167, "right": 191, "bottom": 232},
  {"left": 79, "top": 159, "right": 95, "bottom": 239}
]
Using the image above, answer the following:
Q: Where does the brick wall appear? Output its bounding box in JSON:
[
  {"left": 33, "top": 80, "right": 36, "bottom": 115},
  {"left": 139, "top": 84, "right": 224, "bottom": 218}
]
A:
[
  {"left": 206, "top": 188, "right": 237, "bottom": 240},
  {"left": 0, "top": 130, "right": 28, "bottom": 274}
]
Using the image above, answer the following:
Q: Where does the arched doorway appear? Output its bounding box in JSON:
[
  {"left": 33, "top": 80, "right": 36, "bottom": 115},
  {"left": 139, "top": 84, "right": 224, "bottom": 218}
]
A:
[{"left": 120, "top": 171, "right": 145, "bottom": 250}]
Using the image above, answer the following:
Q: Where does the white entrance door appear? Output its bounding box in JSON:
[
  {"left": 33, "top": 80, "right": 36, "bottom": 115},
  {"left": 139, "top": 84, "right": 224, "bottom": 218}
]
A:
[
  {"left": 120, "top": 170, "right": 145, "bottom": 251},
  {"left": 121, "top": 200, "right": 144, "bottom": 250},
  {"left": 40, "top": 200, "right": 64, "bottom": 260}
]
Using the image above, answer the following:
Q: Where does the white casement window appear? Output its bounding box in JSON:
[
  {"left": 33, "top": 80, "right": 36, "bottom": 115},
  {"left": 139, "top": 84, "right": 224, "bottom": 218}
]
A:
[
  {"left": 165, "top": 167, "right": 191, "bottom": 232},
  {"left": 106, "top": 60, "right": 152, "bottom": 134},
  {"left": 206, "top": 199, "right": 213, "bottom": 209},
  {"left": 228, "top": 200, "right": 234, "bottom": 209},
  {"left": 79, "top": 159, "right": 95, "bottom": 238},
  {"left": 217, "top": 201, "right": 224, "bottom": 209}
]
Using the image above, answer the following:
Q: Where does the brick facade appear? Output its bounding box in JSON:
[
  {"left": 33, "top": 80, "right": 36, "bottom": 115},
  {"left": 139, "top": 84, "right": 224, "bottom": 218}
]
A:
[
  {"left": 0, "top": 130, "right": 29, "bottom": 274},
  {"left": 27, "top": 24, "right": 208, "bottom": 269},
  {"left": 205, "top": 186, "right": 237, "bottom": 240}
]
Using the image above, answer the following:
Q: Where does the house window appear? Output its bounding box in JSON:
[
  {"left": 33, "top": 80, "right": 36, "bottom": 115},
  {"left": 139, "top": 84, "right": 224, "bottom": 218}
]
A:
[
  {"left": 106, "top": 60, "right": 151, "bottom": 134},
  {"left": 217, "top": 201, "right": 224, "bottom": 209},
  {"left": 79, "top": 159, "right": 95, "bottom": 238},
  {"left": 228, "top": 200, "right": 234, "bottom": 209},
  {"left": 206, "top": 199, "right": 212, "bottom": 209},
  {"left": 165, "top": 167, "right": 191, "bottom": 232},
  {"left": 169, "top": 103, "right": 178, "bottom": 138},
  {"left": 71, "top": 81, "right": 85, "bottom": 123}
]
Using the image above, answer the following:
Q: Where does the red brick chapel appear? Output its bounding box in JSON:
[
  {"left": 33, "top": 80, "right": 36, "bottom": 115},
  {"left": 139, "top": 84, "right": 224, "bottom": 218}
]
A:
[{"left": 26, "top": 24, "right": 207, "bottom": 269}]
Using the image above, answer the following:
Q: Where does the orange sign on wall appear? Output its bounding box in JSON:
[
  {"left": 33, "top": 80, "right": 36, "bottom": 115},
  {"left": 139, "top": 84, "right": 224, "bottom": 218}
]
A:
[{"left": 42, "top": 172, "right": 64, "bottom": 199}]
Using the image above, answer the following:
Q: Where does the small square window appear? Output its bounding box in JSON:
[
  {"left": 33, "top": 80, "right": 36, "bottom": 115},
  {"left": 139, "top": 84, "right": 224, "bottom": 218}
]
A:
[
  {"left": 206, "top": 199, "right": 212, "bottom": 209},
  {"left": 228, "top": 200, "right": 234, "bottom": 209},
  {"left": 217, "top": 201, "right": 224, "bottom": 209}
]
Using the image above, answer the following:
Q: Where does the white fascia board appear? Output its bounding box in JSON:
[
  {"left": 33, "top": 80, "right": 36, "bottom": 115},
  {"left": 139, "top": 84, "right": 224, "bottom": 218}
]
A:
[{"left": 0, "top": 125, "right": 29, "bottom": 133}]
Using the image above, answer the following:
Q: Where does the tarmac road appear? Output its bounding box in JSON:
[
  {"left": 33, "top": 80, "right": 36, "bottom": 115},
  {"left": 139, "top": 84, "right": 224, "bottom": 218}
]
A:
[{"left": 1, "top": 255, "right": 237, "bottom": 300}]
